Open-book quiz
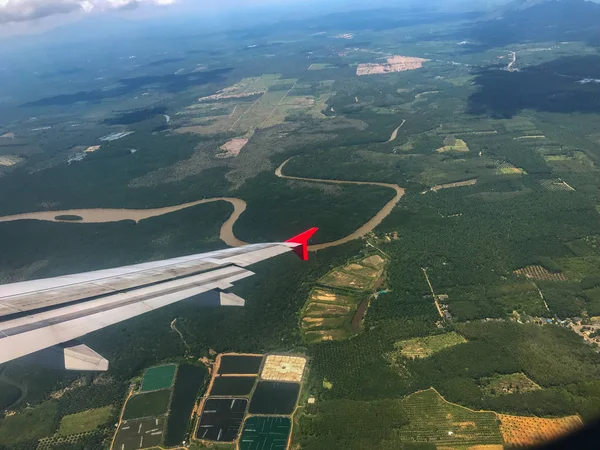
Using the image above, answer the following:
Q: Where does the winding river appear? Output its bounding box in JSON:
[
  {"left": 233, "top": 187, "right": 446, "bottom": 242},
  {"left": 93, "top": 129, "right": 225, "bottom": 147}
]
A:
[{"left": 0, "top": 159, "right": 405, "bottom": 251}]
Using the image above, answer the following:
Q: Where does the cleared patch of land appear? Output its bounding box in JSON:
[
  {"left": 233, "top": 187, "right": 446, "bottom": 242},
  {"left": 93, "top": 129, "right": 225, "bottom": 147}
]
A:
[
  {"left": 498, "top": 414, "right": 583, "bottom": 447},
  {"left": 99, "top": 131, "right": 134, "bottom": 142},
  {"left": 0, "top": 155, "right": 24, "bottom": 166},
  {"left": 217, "top": 138, "right": 249, "bottom": 158},
  {"left": 481, "top": 373, "right": 541, "bottom": 396},
  {"left": 357, "top": 55, "right": 429, "bottom": 76},
  {"left": 390, "top": 332, "right": 467, "bottom": 359},
  {"left": 57, "top": 406, "right": 113, "bottom": 436},
  {"left": 301, "top": 254, "right": 386, "bottom": 343},
  {"left": 496, "top": 162, "right": 527, "bottom": 175},
  {"left": 541, "top": 179, "right": 576, "bottom": 191},
  {"left": 515, "top": 265, "right": 567, "bottom": 281},
  {"left": 437, "top": 135, "right": 470, "bottom": 153},
  {"left": 308, "top": 63, "right": 335, "bottom": 70},
  {"left": 387, "top": 119, "right": 406, "bottom": 142},
  {"left": 423, "top": 178, "right": 478, "bottom": 193},
  {"left": 260, "top": 355, "right": 306, "bottom": 382}
]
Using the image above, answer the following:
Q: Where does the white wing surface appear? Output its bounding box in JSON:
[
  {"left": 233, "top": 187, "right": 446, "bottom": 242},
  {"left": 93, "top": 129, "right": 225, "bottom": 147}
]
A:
[{"left": 0, "top": 228, "right": 317, "bottom": 370}]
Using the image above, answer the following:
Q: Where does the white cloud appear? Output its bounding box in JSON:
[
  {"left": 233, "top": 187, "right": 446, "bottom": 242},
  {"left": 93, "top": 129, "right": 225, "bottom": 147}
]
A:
[{"left": 0, "top": 0, "right": 175, "bottom": 24}]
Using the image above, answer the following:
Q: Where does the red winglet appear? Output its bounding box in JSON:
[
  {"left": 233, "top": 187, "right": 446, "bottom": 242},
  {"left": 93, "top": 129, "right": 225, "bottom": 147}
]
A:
[{"left": 285, "top": 227, "right": 319, "bottom": 261}]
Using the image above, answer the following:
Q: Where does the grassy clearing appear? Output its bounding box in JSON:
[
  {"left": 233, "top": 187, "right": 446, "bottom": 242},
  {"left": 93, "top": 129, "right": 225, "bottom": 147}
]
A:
[
  {"left": 57, "top": 406, "right": 114, "bottom": 436},
  {"left": 308, "top": 63, "right": 335, "bottom": 70},
  {"left": 391, "top": 332, "right": 467, "bottom": 359},
  {"left": 481, "top": 373, "right": 541, "bottom": 396}
]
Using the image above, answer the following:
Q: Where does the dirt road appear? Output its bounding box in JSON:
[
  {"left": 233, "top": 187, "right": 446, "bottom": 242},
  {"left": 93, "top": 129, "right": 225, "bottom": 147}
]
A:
[
  {"left": 507, "top": 51, "right": 517, "bottom": 72},
  {"left": 275, "top": 158, "right": 405, "bottom": 251},
  {"left": 387, "top": 119, "right": 406, "bottom": 143},
  {"left": 0, "top": 198, "right": 248, "bottom": 248}
]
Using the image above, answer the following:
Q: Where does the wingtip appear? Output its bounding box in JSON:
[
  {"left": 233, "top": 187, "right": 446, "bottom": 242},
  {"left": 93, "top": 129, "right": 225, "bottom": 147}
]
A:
[{"left": 285, "top": 227, "right": 319, "bottom": 260}]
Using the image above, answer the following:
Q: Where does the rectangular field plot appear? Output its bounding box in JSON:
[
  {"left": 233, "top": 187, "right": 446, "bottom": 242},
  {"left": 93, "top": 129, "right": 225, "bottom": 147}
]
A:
[
  {"left": 218, "top": 355, "right": 263, "bottom": 375},
  {"left": 240, "top": 416, "right": 291, "bottom": 450},
  {"left": 196, "top": 398, "right": 247, "bottom": 442},
  {"left": 210, "top": 377, "right": 256, "bottom": 396},
  {"left": 113, "top": 417, "right": 165, "bottom": 450},
  {"left": 123, "top": 390, "right": 171, "bottom": 420},
  {"left": 261, "top": 355, "right": 306, "bottom": 382},
  {"left": 248, "top": 382, "right": 300, "bottom": 415},
  {"left": 141, "top": 364, "right": 177, "bottom": 392},
  {"left": 498, "top": 414, "right": 583, "bottom": 447}
]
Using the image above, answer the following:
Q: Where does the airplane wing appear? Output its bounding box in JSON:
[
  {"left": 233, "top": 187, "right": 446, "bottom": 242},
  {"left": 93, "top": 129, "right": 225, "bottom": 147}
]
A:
[{"left": 0, "top": 228, "right": 318, "bottom": 371}]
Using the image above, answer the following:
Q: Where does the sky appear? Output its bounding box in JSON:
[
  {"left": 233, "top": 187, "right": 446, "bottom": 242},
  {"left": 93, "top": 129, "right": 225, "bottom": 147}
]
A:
[{"left": 0, "top": 0, "right": 515, "bottom": 37}]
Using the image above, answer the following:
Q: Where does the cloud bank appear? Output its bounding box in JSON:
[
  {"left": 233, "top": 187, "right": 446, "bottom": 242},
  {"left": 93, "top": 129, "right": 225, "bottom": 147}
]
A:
[{"left": 0, "top": 0, "right": 175, "bottom": 24}]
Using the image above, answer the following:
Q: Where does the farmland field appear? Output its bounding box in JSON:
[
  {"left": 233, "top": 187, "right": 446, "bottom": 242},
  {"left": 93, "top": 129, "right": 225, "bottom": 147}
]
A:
[
  {"left": 391, "top": 332, "right": 467, "bottom": 359},
  {"left": 141, "top": 364, "right": 177, "bottom": 392},
  {"left": 123, "top": 390, "right": 172, "bottom": 420},
  {"left": 498, "top": 414, "right": 583, "bottom": 446},
  {"left": 57, "top": 406, "right": 114, "bottom": 436},
  {"left": 210, "top": 377, "right": 256, "bottom": 397},
  {"left": 239, "top": 417, "right": 291, "bottom": 450},
  {"left": 248, "top": 382, "right": 300, "bottom": 415},
  {"left": 300, "top": 254, "right": 387, "bottom": 342}
]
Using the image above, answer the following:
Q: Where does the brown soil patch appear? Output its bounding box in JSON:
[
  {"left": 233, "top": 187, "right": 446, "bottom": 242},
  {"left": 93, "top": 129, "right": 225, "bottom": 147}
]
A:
[
  {"left": 261, "top": 355, "right": 306, "bottom": 382},
  {"left": 514, "top": 265, "right": 567, "bottom": 281},
  {"left": 310, "top": 288, "right": 353, "bottom": 304},
  {"left": 357, "top": 55, "right": 429, "bottom": 76},
  {"left": 498, "top": 414, "right": 582, "bottom": 446},
  {"left": 84, "top": 145, "right": 101, "bottom": 153},
  {"left": 321, "top": 271, "right": 368, "bottom": 290},
  {"left": 304, "top": 303, "right": 351, "bottom": 316},
  {"left": 217, "top": 138, "right": 248, "bottom": 158}
]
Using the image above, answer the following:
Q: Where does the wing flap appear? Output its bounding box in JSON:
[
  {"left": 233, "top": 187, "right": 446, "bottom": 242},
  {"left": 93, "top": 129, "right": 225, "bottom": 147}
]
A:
[
  {"left": 0, "top": 265, "right": 254, "bottom": 364},
  {"left": 0, "top": 244, "right": 289, "bottom": 319}
]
